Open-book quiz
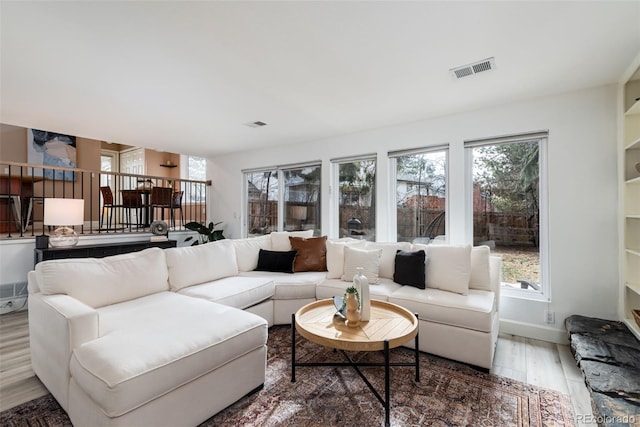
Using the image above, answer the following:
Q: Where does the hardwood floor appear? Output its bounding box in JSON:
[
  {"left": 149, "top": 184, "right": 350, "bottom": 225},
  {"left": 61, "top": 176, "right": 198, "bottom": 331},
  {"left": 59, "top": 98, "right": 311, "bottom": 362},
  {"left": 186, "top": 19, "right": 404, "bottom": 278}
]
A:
[
  {"left": 0, "top": 309, "right": 48, "bottom": 412},
  {"left": 493, "top": 333, "right": 597, "bottom": 426},
  {"left": 0, "top": 310, "right": 596, "bottom": 425}
]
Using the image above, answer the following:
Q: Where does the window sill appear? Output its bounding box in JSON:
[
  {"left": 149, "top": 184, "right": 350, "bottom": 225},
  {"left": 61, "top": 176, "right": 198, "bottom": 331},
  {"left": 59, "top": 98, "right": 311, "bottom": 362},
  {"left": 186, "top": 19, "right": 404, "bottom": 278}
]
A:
[{"left": 500, "top": 285, "right": 549, "bottom": 302}]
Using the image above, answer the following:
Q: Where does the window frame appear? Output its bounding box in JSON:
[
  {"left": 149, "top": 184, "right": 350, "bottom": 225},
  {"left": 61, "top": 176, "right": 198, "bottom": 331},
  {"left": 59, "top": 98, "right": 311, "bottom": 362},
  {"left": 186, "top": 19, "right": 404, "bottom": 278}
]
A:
[
  {"left": 465, "top": 132, "right": 550, "bottom": 301},
  {"left": 281, "top": 164, "right": 322, "bottom": 234},
  {"left": 242, "top": 161, "right": 321, "bottom": 237},
  {"left": 330, "top": 154, "right": 378, "bottom": 240},
  {"left": 388, "top": 145, "right": 449, "bottom": 244},
  {"left": 100, "top": 149, "right": 119, "bottom": 189},
  {"left": 182, "top": 155, "right": 207, "bottom": 203}
]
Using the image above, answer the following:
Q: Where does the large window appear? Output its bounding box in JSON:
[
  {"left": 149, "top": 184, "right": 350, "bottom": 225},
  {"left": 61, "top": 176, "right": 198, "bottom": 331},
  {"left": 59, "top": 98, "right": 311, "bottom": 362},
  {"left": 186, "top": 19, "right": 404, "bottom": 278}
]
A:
[
  {"left": 283, "top": 165, "right": 321, "bottom": 234},
  {"left": 245, "top": 163, "right": 321, "bottom": 237},
  {"left": 185, "top": 156, "right": 207, "bottom": 203},
  {"left": 246, "top": 169, "right": 278, "bottom": 236},
  {"left": 187, "top": 156, "right": 206, "bottom": 181},
  {"left": 467, "top": 133, "right": 547, "bottom": 295},
  {"left": 392, "top": 148, "right": 447, "bottom": 243},
  {"left": 333, "top": 157, "right": 376, "bottom": 240}
]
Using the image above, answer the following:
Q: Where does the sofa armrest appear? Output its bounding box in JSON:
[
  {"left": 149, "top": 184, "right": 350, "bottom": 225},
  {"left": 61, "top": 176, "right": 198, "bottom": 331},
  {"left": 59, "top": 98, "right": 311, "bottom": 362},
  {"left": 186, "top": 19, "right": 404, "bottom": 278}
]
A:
[
  {"left": 489, "top": 255, "right": 502, "bottom": 310},
  {"left": 27, "top": 270, "right": 41, "bottom": 294},
  {"left": 28, "top": 292, "right": 99, "bottom": 411}
]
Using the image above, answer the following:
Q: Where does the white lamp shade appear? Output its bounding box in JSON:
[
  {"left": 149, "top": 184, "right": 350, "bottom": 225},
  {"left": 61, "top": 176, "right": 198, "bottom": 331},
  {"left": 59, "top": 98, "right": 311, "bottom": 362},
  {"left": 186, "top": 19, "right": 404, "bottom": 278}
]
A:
[{"left": 44, "top": 198, "right": 84, "bottom": 226}]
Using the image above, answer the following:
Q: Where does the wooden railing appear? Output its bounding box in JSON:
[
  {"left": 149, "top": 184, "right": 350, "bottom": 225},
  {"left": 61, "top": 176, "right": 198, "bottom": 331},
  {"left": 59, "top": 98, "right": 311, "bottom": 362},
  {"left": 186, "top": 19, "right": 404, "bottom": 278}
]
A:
[{"left": 0, "top": 161, "right": 210, "bottom": 238}]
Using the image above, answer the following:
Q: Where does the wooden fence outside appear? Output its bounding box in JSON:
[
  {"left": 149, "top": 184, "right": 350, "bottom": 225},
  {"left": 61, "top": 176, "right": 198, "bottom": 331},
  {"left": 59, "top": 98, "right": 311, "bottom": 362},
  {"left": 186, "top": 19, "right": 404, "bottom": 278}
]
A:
[{"left": 247, "top": 200, "right": 537, "bottom": 246}]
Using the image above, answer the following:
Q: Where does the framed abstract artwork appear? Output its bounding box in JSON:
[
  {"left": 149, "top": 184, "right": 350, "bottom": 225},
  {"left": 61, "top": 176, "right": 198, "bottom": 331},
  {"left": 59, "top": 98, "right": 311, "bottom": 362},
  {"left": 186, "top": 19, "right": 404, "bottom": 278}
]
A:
[{"left": 27, "top": 129, "right": 77, "bottom": 181}]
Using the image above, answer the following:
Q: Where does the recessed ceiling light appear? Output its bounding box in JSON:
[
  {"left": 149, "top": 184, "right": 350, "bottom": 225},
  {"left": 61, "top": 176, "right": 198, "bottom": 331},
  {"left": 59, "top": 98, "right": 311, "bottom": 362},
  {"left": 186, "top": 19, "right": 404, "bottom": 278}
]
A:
[
  {"left": 450, "top": 57, "right": 496, "bottom": 79},
  {"left": 244, "top": 121, "right": 268, "bottom": 128}
]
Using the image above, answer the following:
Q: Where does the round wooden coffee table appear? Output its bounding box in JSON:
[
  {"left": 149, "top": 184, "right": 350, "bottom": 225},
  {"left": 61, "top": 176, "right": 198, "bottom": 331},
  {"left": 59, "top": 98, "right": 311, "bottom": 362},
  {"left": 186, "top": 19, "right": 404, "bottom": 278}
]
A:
[{"left": 291, "top": 299, "right": 420, "bottom": 427}]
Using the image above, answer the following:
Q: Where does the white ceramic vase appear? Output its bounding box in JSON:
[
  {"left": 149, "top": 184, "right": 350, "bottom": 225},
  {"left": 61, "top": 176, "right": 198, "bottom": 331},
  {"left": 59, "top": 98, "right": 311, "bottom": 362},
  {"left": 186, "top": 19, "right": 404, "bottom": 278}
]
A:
[{"left": 354, "top": 267, "right": 370, "bottom": 322}]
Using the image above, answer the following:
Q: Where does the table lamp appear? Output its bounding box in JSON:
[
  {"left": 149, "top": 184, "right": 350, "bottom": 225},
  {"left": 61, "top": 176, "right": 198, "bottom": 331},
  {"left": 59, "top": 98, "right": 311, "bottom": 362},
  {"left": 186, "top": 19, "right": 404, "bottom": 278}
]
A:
[
  {"left": 291, "top": 206, "right": 307, "bottom": 229},
  {"left": 44, "top": 198, "right": 84, "bottom": 247}
]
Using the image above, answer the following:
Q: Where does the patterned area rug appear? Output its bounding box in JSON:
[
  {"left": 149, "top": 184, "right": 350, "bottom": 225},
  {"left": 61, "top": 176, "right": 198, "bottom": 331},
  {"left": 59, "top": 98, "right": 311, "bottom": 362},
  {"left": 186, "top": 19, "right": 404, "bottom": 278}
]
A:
[{"left": 1, "top": 326, "right": 575, "bottom": 427}]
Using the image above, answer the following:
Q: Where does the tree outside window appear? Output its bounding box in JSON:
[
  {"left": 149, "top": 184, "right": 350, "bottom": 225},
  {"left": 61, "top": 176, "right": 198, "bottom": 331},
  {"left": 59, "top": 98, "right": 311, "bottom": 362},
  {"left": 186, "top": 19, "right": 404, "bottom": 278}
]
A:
[{"left": 246, "top": 170, "right": 278, "bottom": 236}]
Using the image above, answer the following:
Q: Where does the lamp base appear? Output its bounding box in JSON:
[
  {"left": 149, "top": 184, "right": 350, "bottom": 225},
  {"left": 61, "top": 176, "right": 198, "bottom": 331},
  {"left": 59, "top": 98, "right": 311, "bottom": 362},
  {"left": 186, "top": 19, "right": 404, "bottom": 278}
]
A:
[{"left": 49, "top": 226, "right": 79, "bottom": 247}]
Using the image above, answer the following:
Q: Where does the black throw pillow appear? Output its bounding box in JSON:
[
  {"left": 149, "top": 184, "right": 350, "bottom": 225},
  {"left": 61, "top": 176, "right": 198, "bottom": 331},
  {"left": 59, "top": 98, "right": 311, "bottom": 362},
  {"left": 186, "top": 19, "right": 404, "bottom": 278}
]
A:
[
  {"left": 255, "top": 249, "right": 298, "bottom": 274},
  {"left": 393, "top": 250, "right": 426, "bottom": 289}
]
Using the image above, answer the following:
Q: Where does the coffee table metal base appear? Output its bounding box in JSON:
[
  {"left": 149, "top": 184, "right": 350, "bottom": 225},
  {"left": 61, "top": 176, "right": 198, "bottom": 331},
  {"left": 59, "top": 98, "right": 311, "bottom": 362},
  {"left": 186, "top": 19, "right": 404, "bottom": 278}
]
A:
[{"left": 291, "top": 313, "right": 420, "bottom": 427}]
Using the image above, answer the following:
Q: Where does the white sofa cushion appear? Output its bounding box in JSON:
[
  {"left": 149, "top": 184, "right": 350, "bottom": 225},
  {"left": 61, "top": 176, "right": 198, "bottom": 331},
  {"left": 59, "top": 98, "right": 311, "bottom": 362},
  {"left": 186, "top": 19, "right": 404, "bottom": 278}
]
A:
[
  {"left": 316, "top": 278, "right": 402, "bottom": 302},
  {"left": 36, "top": 248, "right": 169, "bottom": 308},
  {"left": 469, "top": 246, "right": 491, "bottom": 291},
  {"left": 364, "top": 242, "right": 412, "bottom": 280},
  {"left": 269, "top": 230, "right": 314, "bottom": 251},
  {"left": 239, "top": 271, "right": 325, "bottom": 300},
  {"left": 71, "top": 292, "right": 267, "bottom": 417},
  {"left": 177, "top": 276, "right": 275, "bottom": 309},
  {"left": 165, "top": 240, "right": 238, "bottom": 291},
  {"left": 341, "top": 245, "right": 382, "bottom": 284},
  {"left": 411, "top": 243, "right": 429, "bottom": 253},
  {"left": 425, "top": 244, "right": 472, "bottom": 295},
  {"left": 388, "top": 286, "right": 496, "bottom": 332},
  {"left": 325, "top": 238, "right": 365, "bottom": 279},
  {"left": 470, "top": 245, "right": 492, "bottom": 291},
  {"left": 232, "top": 235, "right": 272, "bottom": 272}
]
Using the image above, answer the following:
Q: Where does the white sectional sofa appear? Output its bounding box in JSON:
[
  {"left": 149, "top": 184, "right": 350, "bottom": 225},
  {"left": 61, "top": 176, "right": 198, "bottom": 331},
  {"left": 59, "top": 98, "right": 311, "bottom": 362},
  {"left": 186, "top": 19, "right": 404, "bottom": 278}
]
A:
[{"left": 28, "top": 231, "right": 501, "bottom": 426}]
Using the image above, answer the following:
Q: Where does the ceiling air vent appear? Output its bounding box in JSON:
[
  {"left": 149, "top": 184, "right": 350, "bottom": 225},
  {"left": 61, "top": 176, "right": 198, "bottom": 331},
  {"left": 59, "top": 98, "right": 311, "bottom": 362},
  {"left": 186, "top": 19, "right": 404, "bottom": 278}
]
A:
[
  {"left": 450, "top": 57, "right": 495, "bottom": 79},
  {"left": 244, "top": 121, "right": 268, "bottom": 128}
]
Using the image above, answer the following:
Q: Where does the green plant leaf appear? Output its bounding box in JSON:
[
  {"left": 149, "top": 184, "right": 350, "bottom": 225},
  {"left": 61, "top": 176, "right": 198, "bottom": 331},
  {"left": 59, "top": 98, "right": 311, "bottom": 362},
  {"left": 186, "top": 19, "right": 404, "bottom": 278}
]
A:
[
  {"left": 184, "top": 221, "right": 225, "bottom": 244},
  {"left": 185, "top": 222, "right": 209, "bottom": 234}
]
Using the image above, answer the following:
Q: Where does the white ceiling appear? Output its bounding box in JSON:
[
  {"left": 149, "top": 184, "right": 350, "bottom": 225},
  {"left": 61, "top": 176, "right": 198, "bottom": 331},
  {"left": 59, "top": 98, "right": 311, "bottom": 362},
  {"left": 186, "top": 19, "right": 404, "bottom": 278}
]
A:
[{"left": 1, "top": 1, "right": 639, "bottom": 157}]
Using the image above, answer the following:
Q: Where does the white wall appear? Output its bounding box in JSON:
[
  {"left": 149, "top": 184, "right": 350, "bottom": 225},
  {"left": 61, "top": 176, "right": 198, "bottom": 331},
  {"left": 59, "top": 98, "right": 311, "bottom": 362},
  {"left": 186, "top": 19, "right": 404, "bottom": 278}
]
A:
[{"left": 209, "top": 84, "right": 619, "bottom": 342}]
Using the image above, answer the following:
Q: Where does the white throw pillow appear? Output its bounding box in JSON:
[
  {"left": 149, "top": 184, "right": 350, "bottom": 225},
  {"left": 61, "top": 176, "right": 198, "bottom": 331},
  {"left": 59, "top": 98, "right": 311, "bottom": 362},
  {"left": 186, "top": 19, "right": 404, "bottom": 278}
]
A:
[
  {"left": 364, "top": 242, "right": 412, "bottom": 280},
  {"left": 426, "top": 244, "right": 471, "bottom": 295},
  {"left": 165, "top": 239, "right": 238, "bottom": 291},
  {"left": 341, "top": 245, "right": 382, "bottom": 284},
  {"left": 37, "top": 248, "right": 169, "bottom": 308},
  {"left": 270, "top": 230, "right": 314, "bottom": 251},
  {"left": 469, "top": 245, "right": 492, "bottom": 291},
  {"left": 325, "top": 238, "right": 365, "bottom": 279},
  {"left": 411, "top": 243, "right": 429, "bottom": 253},
  {"left": 232, "top": 235, "right": 272, "bottom": 272}
]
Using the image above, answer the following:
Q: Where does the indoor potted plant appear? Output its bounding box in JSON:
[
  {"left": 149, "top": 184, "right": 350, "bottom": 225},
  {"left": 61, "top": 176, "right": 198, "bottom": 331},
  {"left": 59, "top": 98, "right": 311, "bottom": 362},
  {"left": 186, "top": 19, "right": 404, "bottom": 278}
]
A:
[{"left": 184, "top": 221, "right": 225, "bottom": 245}]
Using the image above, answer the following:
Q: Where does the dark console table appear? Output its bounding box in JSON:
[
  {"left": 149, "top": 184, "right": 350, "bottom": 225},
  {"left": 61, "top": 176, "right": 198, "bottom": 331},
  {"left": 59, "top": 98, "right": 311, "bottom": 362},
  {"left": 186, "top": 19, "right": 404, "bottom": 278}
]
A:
[{"left": 34, "top": 239, "right": 177, "bottom": 266}]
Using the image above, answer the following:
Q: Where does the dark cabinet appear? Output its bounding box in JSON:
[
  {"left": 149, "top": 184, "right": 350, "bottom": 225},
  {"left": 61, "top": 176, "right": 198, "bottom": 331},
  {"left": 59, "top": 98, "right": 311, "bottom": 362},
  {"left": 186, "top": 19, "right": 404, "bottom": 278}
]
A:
[{"left": 34, "top": 240, "right": 177, "bottom": 265}]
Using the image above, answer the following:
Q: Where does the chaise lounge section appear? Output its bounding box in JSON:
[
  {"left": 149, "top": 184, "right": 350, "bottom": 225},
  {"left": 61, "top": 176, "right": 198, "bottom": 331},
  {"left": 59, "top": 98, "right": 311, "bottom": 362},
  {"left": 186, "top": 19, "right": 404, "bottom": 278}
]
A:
[{"left": 28, "top": 247, "right": 268, "bottom": 427}]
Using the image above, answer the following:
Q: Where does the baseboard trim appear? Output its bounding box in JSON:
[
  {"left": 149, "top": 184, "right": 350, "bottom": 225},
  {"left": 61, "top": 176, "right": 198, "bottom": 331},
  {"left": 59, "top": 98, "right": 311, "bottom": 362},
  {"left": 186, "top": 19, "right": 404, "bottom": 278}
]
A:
[{"left": 499, "top": 319, "right": 568, "bottom": 344}]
